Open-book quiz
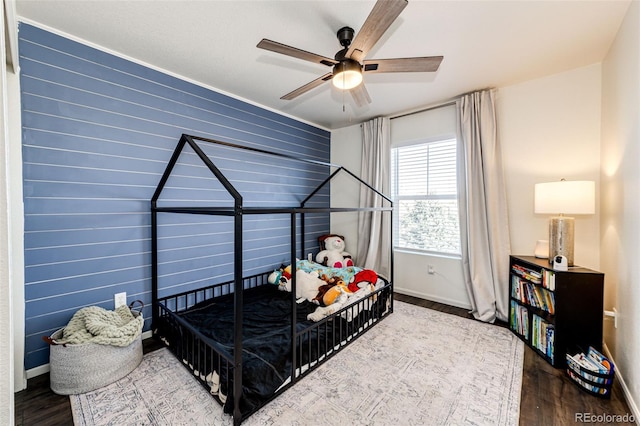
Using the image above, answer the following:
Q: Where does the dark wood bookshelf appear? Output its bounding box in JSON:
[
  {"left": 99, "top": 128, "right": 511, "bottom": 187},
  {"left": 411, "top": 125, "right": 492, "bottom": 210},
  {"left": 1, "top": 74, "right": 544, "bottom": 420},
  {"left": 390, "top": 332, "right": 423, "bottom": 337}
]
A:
[{"left": 508, "top": 255, "right": 604, "bottom": 368}]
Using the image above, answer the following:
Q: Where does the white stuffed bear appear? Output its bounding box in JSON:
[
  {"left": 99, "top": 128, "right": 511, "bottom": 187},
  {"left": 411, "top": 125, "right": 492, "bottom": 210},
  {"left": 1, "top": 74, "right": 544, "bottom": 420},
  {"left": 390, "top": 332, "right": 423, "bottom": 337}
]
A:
[
  {"left": 278, "top": 268, "right": 325, "bottom": 304},
  {"left": 315, "top": 234, "right": 353, "bottom": 268}
]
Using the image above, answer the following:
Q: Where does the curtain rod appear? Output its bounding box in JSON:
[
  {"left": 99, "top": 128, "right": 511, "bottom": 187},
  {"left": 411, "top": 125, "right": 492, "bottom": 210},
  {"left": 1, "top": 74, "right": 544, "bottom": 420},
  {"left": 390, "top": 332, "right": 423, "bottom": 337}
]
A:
[{"left": 389, "top": 99, "right": 457, "bottom": 120}]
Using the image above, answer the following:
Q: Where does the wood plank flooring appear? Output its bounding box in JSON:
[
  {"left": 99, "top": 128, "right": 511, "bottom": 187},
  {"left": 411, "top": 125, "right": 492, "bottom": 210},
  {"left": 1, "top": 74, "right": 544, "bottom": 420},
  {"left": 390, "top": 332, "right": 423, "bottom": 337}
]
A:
[{"left": 15, "top": 294, "right": 634, "bottom": 425}]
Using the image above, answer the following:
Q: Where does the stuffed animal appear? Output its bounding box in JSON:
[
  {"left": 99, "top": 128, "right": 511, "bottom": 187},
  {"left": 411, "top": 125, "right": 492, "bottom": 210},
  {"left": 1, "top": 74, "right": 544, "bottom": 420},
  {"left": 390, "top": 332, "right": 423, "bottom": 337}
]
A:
[
  {"left": 348, "top": 269, "right": 378, "bottom": 293},
  {"left": 313, "top": 276, "right": 352, "bottom": 306},
  {"left": 267, "top": 264, "right": 292, "bottom": 290},
  {"left": 271, "top": 266, "right": 325, "bottom": 303},
  {"left": 316, "top": 234, "right": 354, "bottom": 268}
]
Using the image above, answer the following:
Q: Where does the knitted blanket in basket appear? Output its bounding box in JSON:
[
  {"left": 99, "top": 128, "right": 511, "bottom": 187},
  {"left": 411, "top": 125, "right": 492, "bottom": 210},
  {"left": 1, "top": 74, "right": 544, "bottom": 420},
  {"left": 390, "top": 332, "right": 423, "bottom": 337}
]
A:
[{"left": 57, "top": 305, "right": 143, "bottom": 347}]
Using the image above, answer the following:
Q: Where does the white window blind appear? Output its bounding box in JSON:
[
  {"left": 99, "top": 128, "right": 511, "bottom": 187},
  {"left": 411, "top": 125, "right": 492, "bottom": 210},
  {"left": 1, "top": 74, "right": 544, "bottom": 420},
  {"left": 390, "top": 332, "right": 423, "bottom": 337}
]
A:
[{"left": 391, "top": 138, "right": 460, "bottom": 255}]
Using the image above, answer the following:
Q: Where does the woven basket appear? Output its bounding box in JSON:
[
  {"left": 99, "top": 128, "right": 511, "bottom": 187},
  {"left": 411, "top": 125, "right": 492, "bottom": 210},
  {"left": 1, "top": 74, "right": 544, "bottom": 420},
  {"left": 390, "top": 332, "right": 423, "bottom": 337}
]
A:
[{"left": 45, "top": 301, "right": 144, "bottom": 395}]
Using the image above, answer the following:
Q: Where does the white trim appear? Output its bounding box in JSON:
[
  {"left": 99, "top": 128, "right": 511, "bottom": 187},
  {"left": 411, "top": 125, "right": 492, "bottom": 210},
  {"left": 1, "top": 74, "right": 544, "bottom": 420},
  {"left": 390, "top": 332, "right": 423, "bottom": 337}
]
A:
[
  {"left": 603, "top": 343, "right": 640, "bottom": 424},
  {"left": 390, "top": 134, "right": 457, "bottom": 149},
  {"left": 394, "top": 288, "right": 472, "bottom": 311},
  {"left": 3, "top": 0, "right": 19, "bottom": 74},
  {"left": 1, "top": 2, "right": 16, "bottom": 421},
  {"left": 25, "top": 364, "right": 48, "bottom": 380},
  {"left": 15, "top": 17, "right": 330, "bottom": 133}
]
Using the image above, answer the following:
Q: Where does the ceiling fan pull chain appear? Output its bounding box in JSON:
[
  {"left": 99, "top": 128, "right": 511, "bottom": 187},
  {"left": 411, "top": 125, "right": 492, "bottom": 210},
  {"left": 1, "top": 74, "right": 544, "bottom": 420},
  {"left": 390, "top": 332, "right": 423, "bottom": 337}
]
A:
[{"left": 342, "top": 81, "right": 346, "bottom": 112}]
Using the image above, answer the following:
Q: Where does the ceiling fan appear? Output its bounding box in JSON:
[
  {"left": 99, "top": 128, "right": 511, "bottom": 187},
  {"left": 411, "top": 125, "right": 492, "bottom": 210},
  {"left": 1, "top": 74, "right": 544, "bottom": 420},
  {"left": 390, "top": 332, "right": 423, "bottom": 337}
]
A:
[{"left": 257, "top": 0, "right": 443, "bottom": 107}]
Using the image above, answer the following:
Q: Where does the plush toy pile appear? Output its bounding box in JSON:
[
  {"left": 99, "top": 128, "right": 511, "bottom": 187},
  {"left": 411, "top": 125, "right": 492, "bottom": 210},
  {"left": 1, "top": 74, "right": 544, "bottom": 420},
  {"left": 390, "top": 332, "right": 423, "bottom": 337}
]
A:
[{"left": 267, "top": 235, "right": 381, "bottom": 322}]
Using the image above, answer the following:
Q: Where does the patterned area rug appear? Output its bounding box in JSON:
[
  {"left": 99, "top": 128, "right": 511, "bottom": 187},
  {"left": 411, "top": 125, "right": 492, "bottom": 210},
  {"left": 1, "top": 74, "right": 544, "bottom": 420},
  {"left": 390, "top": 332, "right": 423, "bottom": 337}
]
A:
[{"left": 71, "top": 301, "right": 523, "bottom": 425}]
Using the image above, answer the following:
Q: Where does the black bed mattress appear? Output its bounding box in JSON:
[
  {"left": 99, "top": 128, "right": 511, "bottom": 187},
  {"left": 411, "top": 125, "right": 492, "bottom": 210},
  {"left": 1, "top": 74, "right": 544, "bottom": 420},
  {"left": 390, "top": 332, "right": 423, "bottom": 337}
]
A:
[{"left": 164, "top": 283, "right": 385, "bottom": 417}]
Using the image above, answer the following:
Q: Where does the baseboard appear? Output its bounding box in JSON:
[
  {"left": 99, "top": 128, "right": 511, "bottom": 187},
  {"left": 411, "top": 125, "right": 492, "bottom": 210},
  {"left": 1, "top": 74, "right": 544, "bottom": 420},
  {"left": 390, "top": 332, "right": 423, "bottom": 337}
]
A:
[
  {"left": 23, "top": 330, "right": 154, "bottom": 381},
  {"left": 25, "top": 364, "right": 49, "bottom": 380},
  {"left": 394, "top": 287, "right": 472, "bottom": 311},
  {"left": 603, "top": 343, "right": 640, "bottom": 424}
]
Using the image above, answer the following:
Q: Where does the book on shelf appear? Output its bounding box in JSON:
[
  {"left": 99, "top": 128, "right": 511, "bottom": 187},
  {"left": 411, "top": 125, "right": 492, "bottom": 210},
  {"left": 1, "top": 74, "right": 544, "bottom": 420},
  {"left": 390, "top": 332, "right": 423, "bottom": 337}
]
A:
[
  {"left": 546, "top": 326, "right": 555, "bottom": 360},
  {"left": 509, "top": 300, "right": 529, "bottom": 338},
  {"left": 531, "top": 314, "right": 555, "bottom": 362},
  {"left": 542, "top": 269, "right": 556, "bottom": 291},
  {"left": 511, "top": 264, "right": 542, "bottom": 284},
  {"left": 510, "top": 276, "right": 555, "bottom": 314}
]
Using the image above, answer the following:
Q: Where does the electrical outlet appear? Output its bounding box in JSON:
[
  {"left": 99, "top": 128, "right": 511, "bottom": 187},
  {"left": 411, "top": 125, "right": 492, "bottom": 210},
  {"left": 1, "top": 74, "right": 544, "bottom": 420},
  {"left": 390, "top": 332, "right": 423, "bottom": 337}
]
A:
[
  {"left": 428, "top": 265, "right": 435, "bottom": 274},
  {"left": 114, "top": 292, "right": 127, "bottom": 309}
]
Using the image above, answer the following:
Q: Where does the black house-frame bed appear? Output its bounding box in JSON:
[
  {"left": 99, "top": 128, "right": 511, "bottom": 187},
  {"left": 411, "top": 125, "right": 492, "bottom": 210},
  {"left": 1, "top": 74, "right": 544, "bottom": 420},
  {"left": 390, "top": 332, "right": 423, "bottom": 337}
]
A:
[{"left": 151, "top": 134, "right": 394, "bottom": 425}]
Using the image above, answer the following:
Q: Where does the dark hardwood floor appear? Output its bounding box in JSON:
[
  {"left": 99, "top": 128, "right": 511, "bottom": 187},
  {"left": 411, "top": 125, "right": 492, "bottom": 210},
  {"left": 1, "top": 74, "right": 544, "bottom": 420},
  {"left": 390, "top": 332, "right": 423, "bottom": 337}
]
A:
[{"left": 15, "top": 294, "right": 634, "bottom": 425}]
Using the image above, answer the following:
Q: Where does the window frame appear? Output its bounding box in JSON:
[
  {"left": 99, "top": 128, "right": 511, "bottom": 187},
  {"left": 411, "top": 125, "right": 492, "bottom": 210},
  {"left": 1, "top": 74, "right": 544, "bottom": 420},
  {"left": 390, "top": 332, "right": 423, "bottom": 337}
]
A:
[{"left": 390, "top": 135, "right": 461, "bottom": 258}]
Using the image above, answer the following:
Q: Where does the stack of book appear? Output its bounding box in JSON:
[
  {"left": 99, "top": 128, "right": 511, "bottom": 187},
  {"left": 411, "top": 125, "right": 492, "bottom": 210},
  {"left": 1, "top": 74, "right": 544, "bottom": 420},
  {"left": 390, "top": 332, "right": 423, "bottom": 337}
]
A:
[
  {"left": 510, "top": 276, "right": 555, "bottom": 314},
  {"left": 511, "top": 264, "right": 542, "bottom": 284},
  {"left": 531, "top": 315, "right": 554, "bottom": 362},
  {"left": 566, "top": 347, "right": 615, "bottom": 398},
  {"left": 541, "top": 268, "right": 555, "bottom": 291},
  {"left": 509, "top": 300, "right": 529, "bottom": 338}
]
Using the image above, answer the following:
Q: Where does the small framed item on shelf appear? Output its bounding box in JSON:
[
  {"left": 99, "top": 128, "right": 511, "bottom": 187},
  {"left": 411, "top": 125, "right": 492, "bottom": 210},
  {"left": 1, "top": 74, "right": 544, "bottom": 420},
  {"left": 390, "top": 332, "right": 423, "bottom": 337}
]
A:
[{"left": 566, "top": 346, "right": 615, "bottom": 398}]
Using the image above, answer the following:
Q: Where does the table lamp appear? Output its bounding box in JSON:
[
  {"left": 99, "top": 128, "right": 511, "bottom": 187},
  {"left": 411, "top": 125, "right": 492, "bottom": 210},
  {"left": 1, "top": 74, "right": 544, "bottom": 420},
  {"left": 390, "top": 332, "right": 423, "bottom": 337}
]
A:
[{"left": 534, "top": 180, "right": 595, "bottom": 266}]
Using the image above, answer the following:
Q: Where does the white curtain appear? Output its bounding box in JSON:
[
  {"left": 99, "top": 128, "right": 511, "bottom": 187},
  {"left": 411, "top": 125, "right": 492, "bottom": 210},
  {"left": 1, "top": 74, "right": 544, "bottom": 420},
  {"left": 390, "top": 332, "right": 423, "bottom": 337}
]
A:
[
  {"left": 357, "top": 117, "right": 391, "bottom": 279},
  {"left": 457, "top": 90, "right": 511, "bottom": 323}
]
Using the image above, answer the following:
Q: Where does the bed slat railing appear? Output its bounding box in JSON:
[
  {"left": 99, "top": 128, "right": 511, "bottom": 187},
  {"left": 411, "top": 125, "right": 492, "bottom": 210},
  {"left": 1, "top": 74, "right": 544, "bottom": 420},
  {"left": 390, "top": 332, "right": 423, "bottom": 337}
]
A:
[
  {"left": 155, "top": 271, "right": 393, "bottom": 423},
  {"left": 293, "top": 283, "right": 392, "bottom": 379},
  {"left": 157, "top": 305, "right": 233, "bottom": 406}
]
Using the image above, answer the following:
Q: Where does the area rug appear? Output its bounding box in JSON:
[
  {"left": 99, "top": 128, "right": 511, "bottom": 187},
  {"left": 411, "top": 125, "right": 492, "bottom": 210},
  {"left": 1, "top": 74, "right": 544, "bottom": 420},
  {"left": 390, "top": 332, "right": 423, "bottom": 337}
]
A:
[{"left": 71, "top": 301, "right": 524, "bottom": 425}]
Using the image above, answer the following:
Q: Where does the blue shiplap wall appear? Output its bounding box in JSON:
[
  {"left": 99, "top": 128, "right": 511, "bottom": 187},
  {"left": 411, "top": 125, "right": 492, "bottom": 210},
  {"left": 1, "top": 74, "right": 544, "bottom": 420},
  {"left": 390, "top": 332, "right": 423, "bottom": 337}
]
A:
[{"left": 19, "top": 23, "right": 331, "bottom": 369}]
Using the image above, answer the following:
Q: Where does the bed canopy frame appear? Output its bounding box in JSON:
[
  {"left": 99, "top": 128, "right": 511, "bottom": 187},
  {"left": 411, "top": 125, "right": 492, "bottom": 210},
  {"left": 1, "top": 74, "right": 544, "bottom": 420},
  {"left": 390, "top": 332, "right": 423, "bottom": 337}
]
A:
[{"left": 150, "top": 133, "right": 394, "bottom": 424}]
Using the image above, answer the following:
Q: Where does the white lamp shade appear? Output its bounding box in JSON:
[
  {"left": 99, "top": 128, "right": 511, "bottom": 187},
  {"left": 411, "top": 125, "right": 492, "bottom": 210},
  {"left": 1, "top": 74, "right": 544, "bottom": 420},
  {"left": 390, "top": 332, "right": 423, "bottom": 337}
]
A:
[
  {"left": 534, "top": 180, "right": 595, "bottom": 215},
  {"left": 332, "top": 70, "right": 362, "bottom": 90},
  {"left": 332, "top": 59, "right": 363, "bottom": 90}
]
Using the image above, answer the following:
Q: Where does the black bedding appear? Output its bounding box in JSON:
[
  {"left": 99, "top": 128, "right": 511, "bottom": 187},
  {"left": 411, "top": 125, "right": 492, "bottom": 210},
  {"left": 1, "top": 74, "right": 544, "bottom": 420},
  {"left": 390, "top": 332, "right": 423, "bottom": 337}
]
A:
[{"left": 166, "top": 283, "right": 386, "bottom": 417}]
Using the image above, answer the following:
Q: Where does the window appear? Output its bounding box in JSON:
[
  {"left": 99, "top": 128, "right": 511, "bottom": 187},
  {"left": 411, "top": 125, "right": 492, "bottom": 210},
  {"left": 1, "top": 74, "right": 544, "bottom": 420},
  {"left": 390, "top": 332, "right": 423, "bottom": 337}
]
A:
[{"left": 390, "top": 138, "right": 460, "bottom": 255}]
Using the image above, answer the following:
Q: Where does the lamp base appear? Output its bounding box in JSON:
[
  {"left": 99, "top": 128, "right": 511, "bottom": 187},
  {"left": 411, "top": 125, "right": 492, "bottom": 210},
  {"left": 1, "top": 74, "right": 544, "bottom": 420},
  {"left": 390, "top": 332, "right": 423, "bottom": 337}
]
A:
[{"left": 548, "top": 216, "right": 575, "bottom": 266}]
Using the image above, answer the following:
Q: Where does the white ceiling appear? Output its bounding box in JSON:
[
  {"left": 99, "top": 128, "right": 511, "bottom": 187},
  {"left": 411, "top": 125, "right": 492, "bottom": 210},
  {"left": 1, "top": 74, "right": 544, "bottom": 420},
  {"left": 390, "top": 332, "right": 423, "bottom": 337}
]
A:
[{"left": 14, "top": 0, "right": 630, "bottom": 130}]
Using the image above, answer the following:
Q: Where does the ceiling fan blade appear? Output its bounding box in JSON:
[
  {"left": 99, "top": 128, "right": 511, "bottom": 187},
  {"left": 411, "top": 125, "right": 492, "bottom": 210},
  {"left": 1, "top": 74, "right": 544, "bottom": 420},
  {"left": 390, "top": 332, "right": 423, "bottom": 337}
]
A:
[
  {"left": 346, "top": 0, "right": 408, "bottom": 63},
  {"left": 350, "top": 83, "right": 372, "bottom": 107},
  {"left": 281, "top": 73, "right": 333, "bottom": 100},
  {"left": 257, "top": 39, "right": 337, "bottom": 67},
  {"left": 363, "top": 56, "right": 443, "bottom": 73}
]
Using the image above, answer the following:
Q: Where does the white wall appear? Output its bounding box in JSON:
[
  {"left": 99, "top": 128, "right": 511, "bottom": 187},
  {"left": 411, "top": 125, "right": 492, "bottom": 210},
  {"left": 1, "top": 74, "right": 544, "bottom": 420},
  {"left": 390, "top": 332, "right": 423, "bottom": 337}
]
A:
[
  {"left": 329, "top": 125, "right": 362, "bottom": 256},
  {"left": 1, "top": 19, "right": 13, "bottom": 426},
  {"left": 600, "top": 0, "right": 640, "bottom": 418},
  {"left": 332, "top": 65, "right": 604, "bottom": 311},
  {"left": 497, "top": 64, "right": 602, "bottom": 271}
]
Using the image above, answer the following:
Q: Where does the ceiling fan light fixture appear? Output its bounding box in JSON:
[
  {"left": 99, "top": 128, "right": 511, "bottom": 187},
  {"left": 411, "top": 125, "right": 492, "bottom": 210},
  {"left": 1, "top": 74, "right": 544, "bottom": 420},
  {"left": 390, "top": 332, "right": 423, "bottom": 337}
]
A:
[{"left": 332, "top": 59, "right": 363, "bottom": 90}]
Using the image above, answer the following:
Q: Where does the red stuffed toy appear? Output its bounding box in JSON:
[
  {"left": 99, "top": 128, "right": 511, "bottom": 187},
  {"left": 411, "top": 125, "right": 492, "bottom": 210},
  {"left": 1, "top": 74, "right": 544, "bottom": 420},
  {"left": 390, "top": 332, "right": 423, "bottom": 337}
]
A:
[{"left": 348, "top": 269, "right": 378, "bottom": 293}]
